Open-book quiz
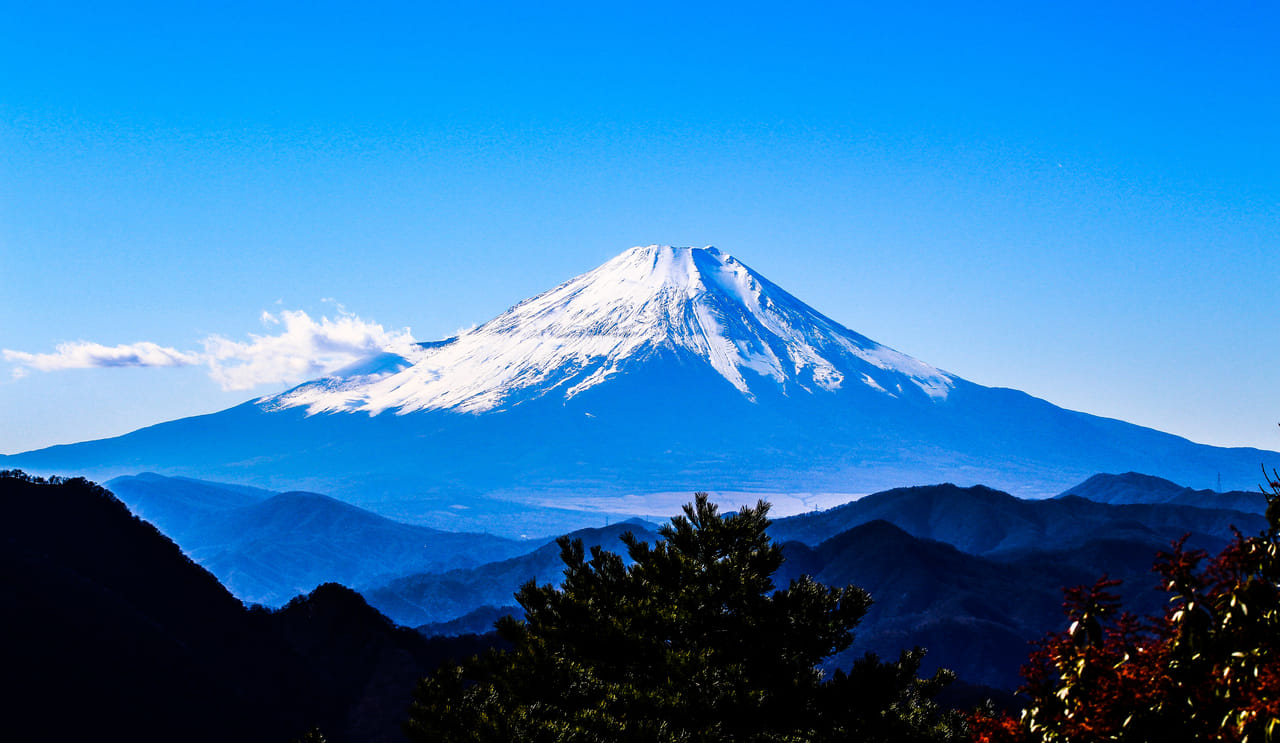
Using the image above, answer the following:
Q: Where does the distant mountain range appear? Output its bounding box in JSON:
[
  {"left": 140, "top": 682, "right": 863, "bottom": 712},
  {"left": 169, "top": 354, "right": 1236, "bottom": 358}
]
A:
[
  {"left": 6, "top": 467, "right": 1269, "bottom": 703},
  {"left": 1057, "top": 471, "right": 1268, "bottom": 514},
  {"left": 769, "top": 479, "right": 1266, "bottom": 554},
  {"left": 363, "top": 520, "right": 661, "bottom": 629},
  {"left": 353, "top": 478, "right": 1264, "bottom": 689},
  {"left": 4, "top": 246, "right": 1275, "bottom": 535},
  {"left": 103, "top": 467, "right": 1246, "bottom": 691},
  {"left": 769, "top": 475, "right": 1268, "bottom": 687},
  {"left": 106, "top": 473, "right": 532, "bottom": 606}
]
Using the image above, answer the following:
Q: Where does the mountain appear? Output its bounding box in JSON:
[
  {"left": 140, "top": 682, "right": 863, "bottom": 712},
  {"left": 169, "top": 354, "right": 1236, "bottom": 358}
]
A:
[
  {"left": 0, "top": 471, "right": 494, "bottom": 743},
  {"left": 362, "top": 495, "right": 1192, "bottom": 690},
  {"left": 1057, "top": 471, "right": 1269, "bottom": 515},
  {"left": 364, "top": 520, "right": 661, "bottom": 628},
  {"left": 265, "top": 244, "right": 955, "bottom": 415},
  {"left": 417, "top": 604, "right": 521, "bottom": 637},
  {"left": 776, "top": 519, "right": 1173, "bottom": 689},
  {"left": 772, "top": 484, "right": 1264, "bottom": 688},
  {"left": 107, "top": 473, "right": 532, "bottom": 606},
  {"left": 768, "top": 482, "right": 1266, "bottom": 555},
  {"left": 5, "top": 245, "right": 1275, "bottom": 535},
  {"left": 362, "top": 483, "right": 1262, "bottom": 689},
  {"left": 104, "top": 472, "right": 273, "bottom": 538}
]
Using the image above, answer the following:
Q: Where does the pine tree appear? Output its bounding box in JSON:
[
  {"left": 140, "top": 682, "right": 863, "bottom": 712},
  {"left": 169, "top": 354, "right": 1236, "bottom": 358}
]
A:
[{"left": 406, "top": 493, "right": 964, "bottom": 742}]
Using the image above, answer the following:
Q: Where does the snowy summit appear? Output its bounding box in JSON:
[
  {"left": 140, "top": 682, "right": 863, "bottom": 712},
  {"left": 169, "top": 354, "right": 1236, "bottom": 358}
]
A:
[{"left": 264, "top": 245, "right": 954, "bottom": 416}]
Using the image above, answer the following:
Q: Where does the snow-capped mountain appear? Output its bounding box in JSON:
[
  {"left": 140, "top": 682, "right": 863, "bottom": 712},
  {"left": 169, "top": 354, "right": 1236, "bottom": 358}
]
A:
[
  {"left": 4, "top": 245, "right": 1274, "bottom": 536},
  {"left": 267, "top": 245, "right": 952, "bottom": 416}
]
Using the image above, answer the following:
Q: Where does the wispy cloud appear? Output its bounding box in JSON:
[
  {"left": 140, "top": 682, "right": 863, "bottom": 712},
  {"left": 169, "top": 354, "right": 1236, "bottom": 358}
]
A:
[
  {"left": 3, "top": 342, "right": 202, "bottom": 377},
  {"left": 3, "top": 309, "right": 415, "bottom": 390}
]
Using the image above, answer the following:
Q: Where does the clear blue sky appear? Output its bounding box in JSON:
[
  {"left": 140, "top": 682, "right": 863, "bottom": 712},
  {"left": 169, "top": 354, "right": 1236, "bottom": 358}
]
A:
[{"left": 2, "top": 1, "right": 1278, "bottom": 456}]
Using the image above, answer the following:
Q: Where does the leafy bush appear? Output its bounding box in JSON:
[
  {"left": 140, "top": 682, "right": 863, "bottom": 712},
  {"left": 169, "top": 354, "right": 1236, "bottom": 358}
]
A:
[{"left": 971, "top": 470, "right": 1280, "bottom": 742}]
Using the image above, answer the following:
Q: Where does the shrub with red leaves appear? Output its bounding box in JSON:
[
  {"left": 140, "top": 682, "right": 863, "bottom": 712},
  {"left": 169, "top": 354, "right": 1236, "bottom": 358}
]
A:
[{"left": 971, "top": 469, "right": 1280, "bottom": 742}]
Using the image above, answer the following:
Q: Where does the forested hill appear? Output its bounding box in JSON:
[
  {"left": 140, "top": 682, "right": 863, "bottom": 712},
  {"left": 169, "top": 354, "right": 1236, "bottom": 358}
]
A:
[{"left": 0, "top": 470, "right": 496, "bottom": 743}]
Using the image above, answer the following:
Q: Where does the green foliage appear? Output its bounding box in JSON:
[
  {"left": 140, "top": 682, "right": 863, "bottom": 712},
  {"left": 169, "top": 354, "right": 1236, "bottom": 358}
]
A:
[{"left": 406, "top": 493, "right": 964, "bottom": 742}]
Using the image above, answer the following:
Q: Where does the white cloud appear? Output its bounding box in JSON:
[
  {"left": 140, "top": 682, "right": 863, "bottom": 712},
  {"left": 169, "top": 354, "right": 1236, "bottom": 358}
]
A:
[
  {"left": 3, "top": 342, "right": 202, "bottom": 377},
  {"left": 3, "top": 309, "right": 415, "bottom": 391},
  {"left": 203, "top": 310, "right": 415, "bottom": 391}
]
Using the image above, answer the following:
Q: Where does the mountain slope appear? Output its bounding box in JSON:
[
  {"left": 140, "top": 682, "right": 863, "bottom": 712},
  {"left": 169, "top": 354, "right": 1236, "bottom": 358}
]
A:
[
  {"left": 777, "top": 520, "right": 1172, "bottom": 689},
  {"left": 364, "top": 520, "right": 660, "bottom": 628},
  {"left": 1058, "top": 471, "right": 1269, "bottom": 514},
  {"left": 362, "top": 499, "right": 1187, "bottom": 690},
  {"left": 267, "top": 245, "right": 953, "bottom": 416},
  {"left": 106, "top": 473, "right": 533, "bottom": 606},
  {"left": 768, "top": 482, "right": 1266, "bottom": 555},
  {"left": 5, "top": 246, "right": 1275, "bottom": 534},
  {"left": 105, "top": 472, "right": 273, "bottom": 538}
]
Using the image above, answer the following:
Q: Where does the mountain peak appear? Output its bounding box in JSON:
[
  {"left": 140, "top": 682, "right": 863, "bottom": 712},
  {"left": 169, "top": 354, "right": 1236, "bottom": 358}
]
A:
[
  {"left": 263, "top": 245, "right": 954, "bottom": 416},
  {"left": 499, "top": 245, "right": 756, "bottom": 326},
  {"left": 602, "top": 245, "right": 726, "bottom": 292},
  {"left": 621, "top": 243, "right": 720, "bottom": 259}
]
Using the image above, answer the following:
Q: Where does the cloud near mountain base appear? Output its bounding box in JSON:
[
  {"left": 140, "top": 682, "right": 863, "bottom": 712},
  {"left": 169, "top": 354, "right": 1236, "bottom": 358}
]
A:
[{"left": 2, "top": 309, "right": 415, "bottom": 391}]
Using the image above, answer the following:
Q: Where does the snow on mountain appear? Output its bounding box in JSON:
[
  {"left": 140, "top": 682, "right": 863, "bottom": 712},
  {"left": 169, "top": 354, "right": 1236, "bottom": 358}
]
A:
[
  {"left": 6, "top": 243, "right": 1276, "bottom": 536},
  {"left": 265, "top": 245, "right": 954, "bottom": 416}
]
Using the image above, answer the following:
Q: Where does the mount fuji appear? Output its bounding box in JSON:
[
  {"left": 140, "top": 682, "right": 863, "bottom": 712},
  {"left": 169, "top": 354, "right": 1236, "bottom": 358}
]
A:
[{"left": 5, "top": 246, "right": 1273, "bottom": 534}]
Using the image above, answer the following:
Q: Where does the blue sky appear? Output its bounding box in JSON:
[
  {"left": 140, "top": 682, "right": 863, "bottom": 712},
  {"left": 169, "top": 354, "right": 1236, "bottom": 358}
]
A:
[{"left": 2, "top": 1, "right": 1278, "bottom": 458}]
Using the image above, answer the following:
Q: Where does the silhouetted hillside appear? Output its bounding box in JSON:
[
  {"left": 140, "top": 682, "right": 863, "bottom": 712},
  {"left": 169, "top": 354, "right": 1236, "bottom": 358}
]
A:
[
  {"left": 769, "top": 482, "right": 1264, "bottom": 554},
  {"left": 759, "top": 483, "right": 1267, "bottom": 687},
  {"left": 0, "top": 471, "right": 500, "bottom": 743},
  {"left": 417, "top": 604, "right": 521, "bottom": 637},
  {"left": 777, "top": 519, "right": 1172, "bottom": 689},
  {"left": 1058, "top": 471, "right": 1268, "bottom": 514}
]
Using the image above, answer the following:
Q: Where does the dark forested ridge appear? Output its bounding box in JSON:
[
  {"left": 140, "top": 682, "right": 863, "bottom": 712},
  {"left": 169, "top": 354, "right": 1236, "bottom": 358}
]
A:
[
  {"left": 0, "top": 471, "right": 499, "bottom": 743},
  {"left": 774, "top": 521, "right": 1162, "bottom": 689},
  {"left": 768, "top": 482, "right": 1266, "bottom": 554},
  {"left": 765, "top": 482, "right": 1267, "bottom": 688}
]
